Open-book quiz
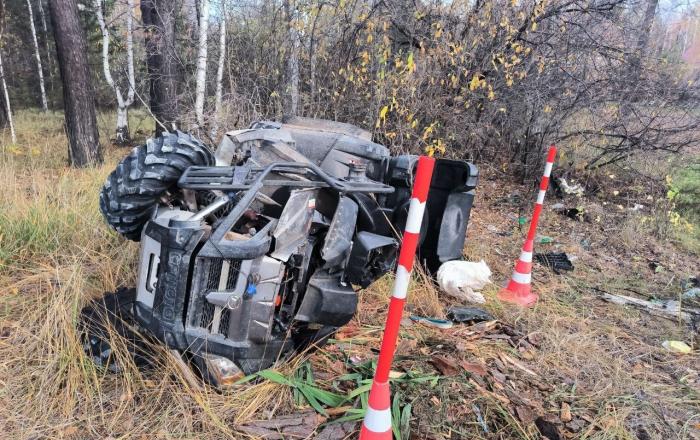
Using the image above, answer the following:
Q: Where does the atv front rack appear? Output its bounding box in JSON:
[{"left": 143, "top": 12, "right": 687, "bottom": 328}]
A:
[{"left": 178, "top": 162, "right": 395, "bottom": 194}]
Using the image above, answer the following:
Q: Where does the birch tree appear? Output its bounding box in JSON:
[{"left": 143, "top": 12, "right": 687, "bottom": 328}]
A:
[
  {"left": 284, "top": 0, "right": 300, "bottom": 117},
  {"left": 36, "top": 0, "right": 53, "bottom": 91},
  {"left": 94, "top": 0, "right": 136, "bottom": 144},
  {"left": 0, "top": 0, "right": 15, "bottom": 143},
  {"left": 26, "top": 0, "right": 48, "bottom": 112},
  {"left": 194, "top": 0, "right": 209, "bottom": 127},
  {"left": 212, "top": 1, "right": 226, "bottom": 138}
]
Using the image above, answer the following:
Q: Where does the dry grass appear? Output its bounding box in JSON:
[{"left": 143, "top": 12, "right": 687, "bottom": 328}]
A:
[{"left": 1, "top": 110, "right": 699, "bottom": 439}]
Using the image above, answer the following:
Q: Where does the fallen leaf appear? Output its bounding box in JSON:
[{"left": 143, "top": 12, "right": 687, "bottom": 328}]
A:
[
  {"left": 516, "top": 405, "right": 536, "bottom": 424},
  {"left": 560, "top": 402, "right": 572, "bottom": 422},
  {"left": 456, "top": 341, "right": 477, "bottom": 352},
  {"left": 431, "top": 355, "right": 460, "bottom": 376},
  {"left": 397, "top": 338, "right": 417, "bottom": 354},
  {"left": 388, "top": 370, "right": 405, "bottom": 379},
  {"left": 460, "top": 361, "right": 487, "bottom": 377},
  {"left": 62, "top": 426, "right": 79, "bottom": 437}
]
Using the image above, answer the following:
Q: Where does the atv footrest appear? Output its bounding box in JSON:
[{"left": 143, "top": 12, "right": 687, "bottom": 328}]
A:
[{"left": 178, "top": 162, "right": 395, "bottom": 194}]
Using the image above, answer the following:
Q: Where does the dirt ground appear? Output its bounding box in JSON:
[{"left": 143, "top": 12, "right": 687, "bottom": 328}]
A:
[{"left": 0, "top": 111, "right": 698, "bottom": 439}]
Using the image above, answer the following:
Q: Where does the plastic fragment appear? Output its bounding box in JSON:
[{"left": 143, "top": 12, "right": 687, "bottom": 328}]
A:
[
  {"left": 409, "top": 315, "right": 454, "bottom": 329},
  {"left": 662, "top": 340, "right": 692, "bottom": 354}
]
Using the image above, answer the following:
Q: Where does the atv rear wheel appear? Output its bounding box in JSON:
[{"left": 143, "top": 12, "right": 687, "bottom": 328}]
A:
[{"left": 99, "top": 131, "right": 214, "bottom": 240}]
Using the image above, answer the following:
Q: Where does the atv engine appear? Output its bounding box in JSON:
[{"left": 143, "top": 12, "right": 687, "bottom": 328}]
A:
[{"left": 95, "top": 117, "right": 478, "bottom": 385}]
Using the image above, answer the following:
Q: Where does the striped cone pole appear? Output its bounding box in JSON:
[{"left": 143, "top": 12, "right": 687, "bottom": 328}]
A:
[
  {"left": 498, "top": 145, "right": 557, "bottom": 307},
  {"left": 359, "top": 156, "right": 435, "bottom": 440}
]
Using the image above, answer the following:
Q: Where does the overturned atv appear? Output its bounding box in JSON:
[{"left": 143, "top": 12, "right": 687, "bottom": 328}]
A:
[{"left": 89, "top": 117, "right": 477, "bottom": 386}]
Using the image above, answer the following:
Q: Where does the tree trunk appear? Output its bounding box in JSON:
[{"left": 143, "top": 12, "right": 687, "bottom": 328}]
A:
[
  {"left": 626, "top": 0, "right": 659, "bottom": 99},
  {"left": 194, "top": 0, "right": 209, "bottom": 127},
  {"left": 48, "top": 0, "right": 102, "bottom": 166},
  {"left": 212, "top": 3, "right": 226, "bottom": 138},
  {"left": 284, "top": 0, "right": 300, "bottom": 117},
  {"left": 94, "top": 0, "right": 135, "bottom": 144},
  {"left": 26, "top": 0, "right": 48, "bottom": 112},
  {"left": 141, "top": 0, "right": 179, "bottom": 136},
  {"left": 0, "top": 50, "right": 16, "bottom": 144},
  {"left": 36, "top": 0, "right": 54, "bottom": 104}
]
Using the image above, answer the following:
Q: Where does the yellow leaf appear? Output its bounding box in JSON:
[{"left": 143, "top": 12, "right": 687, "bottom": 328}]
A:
[
  {"left": 543, "top": 105, "right": 552, "bottom": 113},
  {"left": 380, "top": 106, "right": 388, "bottom": 119},
  {"left": 469, "top": 73, "right": 481, "bottom": 91},
  {"left": 406, "top": 52, "right": 416, "bottom": 73}
]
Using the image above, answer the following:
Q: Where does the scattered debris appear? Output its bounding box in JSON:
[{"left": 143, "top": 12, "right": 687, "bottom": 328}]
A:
[
  {"left": 535, "top": 252, "right": 574, "bottom": 273},
  {"left": 535, "top": 415, "right": 564, "bottom": 440},
  {"left": 315, "top": 421, "right": 358, "bottom": 439},
  {"left": 593, "top": 289, "right": 700, "bottom": 324},
  {"left": 460, "top": 361, "right": 487, "bottom": 377},
  {"left": 238, "top": 411, "right": 325, "bottom": 439},
  {"left": 410, "top": 315, "right": 454, "bottom": 329},
  {"left": 662, "top": 340, "right": 692, "bottom": 354},
  {"left": 446, "top": 306, "right": 494, "bottom": 324},
  {"left": 560, "top": 402, "right": 572, "bottom": 422},
  {"left": 436, "top": 260, "right": 491, "bottom": 303},
  {"left": 431, "top": 355, "right": 461, "bottom": 376},
  {"left": 472, "top": 404, "right": 490, "bottom": 433},
  {"left": 684, "top": 288, "right": 700, "bottom": 302},
  {"left": 557, "top": 177, "right": 585, "bottom": 197},
  {"left": 552, "top": 205, "right": 589, "bottom": 222},
  {"left": 536, "top": 235, "right": 554, "bottom": 244}
]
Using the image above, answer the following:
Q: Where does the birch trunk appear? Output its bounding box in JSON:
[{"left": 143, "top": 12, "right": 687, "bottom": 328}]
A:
[
  {"left": 36, "top": 0, "right": 53, "bottom": 89},
  {"left": 94, "top": 0, "right": 136, "bottom": 144},
  {"left": 194, "top": 0, "right": 209, "bottom": 127},
  {"left": 26, "top": 0, "right": 48, "bottom": 112},
  {"left": 284, "top": 0, "right": 300, "bottom": 117},
  {"left": 212, "top": 3, "right": 226, "bottom": 138},
  {"left": 0, "top": 50, "right": 16, "bottom": 144}
]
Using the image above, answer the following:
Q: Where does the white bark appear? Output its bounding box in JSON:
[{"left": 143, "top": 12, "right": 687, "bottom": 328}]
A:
[
  {"left": 194, "top": 0, "right": 209, "bottom": 127},
  {"left": 26, "top": 0, "right": 48, "bottom": 112},
  {"left": 0, "top": 50, "right": 16, "bottom": 144},
  {"left": 36, "top": 0, "right": 54, "bottom": 98},
  {"left": 94, "top": 0, "right": 136, "bottom": 143},
  {"left": 212, "top": 3, "right": 226, "bottom": 138},
  {"left": 285, "top": 1, "right": 300, "bottom": 116}
]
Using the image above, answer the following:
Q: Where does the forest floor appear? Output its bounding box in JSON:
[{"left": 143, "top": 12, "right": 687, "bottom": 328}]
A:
[{"left": 0, "top": 110, "right": 698, "bottom": 440}]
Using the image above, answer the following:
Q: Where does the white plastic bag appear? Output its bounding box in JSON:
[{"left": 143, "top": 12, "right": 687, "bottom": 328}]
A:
[{"left": 437, "top": 260, "right": 492, "bottom": 303}]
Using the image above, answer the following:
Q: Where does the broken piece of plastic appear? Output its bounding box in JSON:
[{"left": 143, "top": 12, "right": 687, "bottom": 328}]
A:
[
  {"left": 409, "top": 315, "right": 454, "bottom": 329},
  {"left": 535, "top": 252, "right": 574, "bottom": 273},
  {"left": 662, "top": 340, "right": 692, "bottom": 354},
  {"left": 446, "top": 306, "right": 494, "bottom": 324}
]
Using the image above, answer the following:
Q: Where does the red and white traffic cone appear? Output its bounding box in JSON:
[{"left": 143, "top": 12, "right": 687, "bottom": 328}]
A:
[
  {"left": 498, "top": 145, "right": 557, "bottom": 307},
  {"left": 359, "top": 156, "right": 435, "bottom": 440}
]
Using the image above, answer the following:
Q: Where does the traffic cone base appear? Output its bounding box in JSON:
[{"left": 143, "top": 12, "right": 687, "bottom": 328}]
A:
[
  {"left": 359, "top": 380, "right": 392, "bottom": 439},
  {"left": 498, "top": 280, "right": 538, "bottom": 306}
]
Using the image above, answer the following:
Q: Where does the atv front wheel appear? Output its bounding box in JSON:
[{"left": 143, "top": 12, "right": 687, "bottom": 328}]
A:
[{"left": 99, "top": 131, "right": 214, "bottom": 240}]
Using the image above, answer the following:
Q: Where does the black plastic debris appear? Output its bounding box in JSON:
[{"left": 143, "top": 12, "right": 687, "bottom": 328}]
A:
[
  {"left": 535, "top": 252, "right": 574, "bottom": 274},
  {"left": 446, "top": 306, "right": 494, "bottom": 324}
]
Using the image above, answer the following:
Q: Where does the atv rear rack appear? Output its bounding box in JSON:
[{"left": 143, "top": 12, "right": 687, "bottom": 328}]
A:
[{"left": 178, "top": 162, "right": 395, "bottom": 194}]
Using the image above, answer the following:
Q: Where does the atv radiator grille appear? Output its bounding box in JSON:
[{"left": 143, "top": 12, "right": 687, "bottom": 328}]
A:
[{"left": 199, "top": 258, "right": 242, "bottom": 334}]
